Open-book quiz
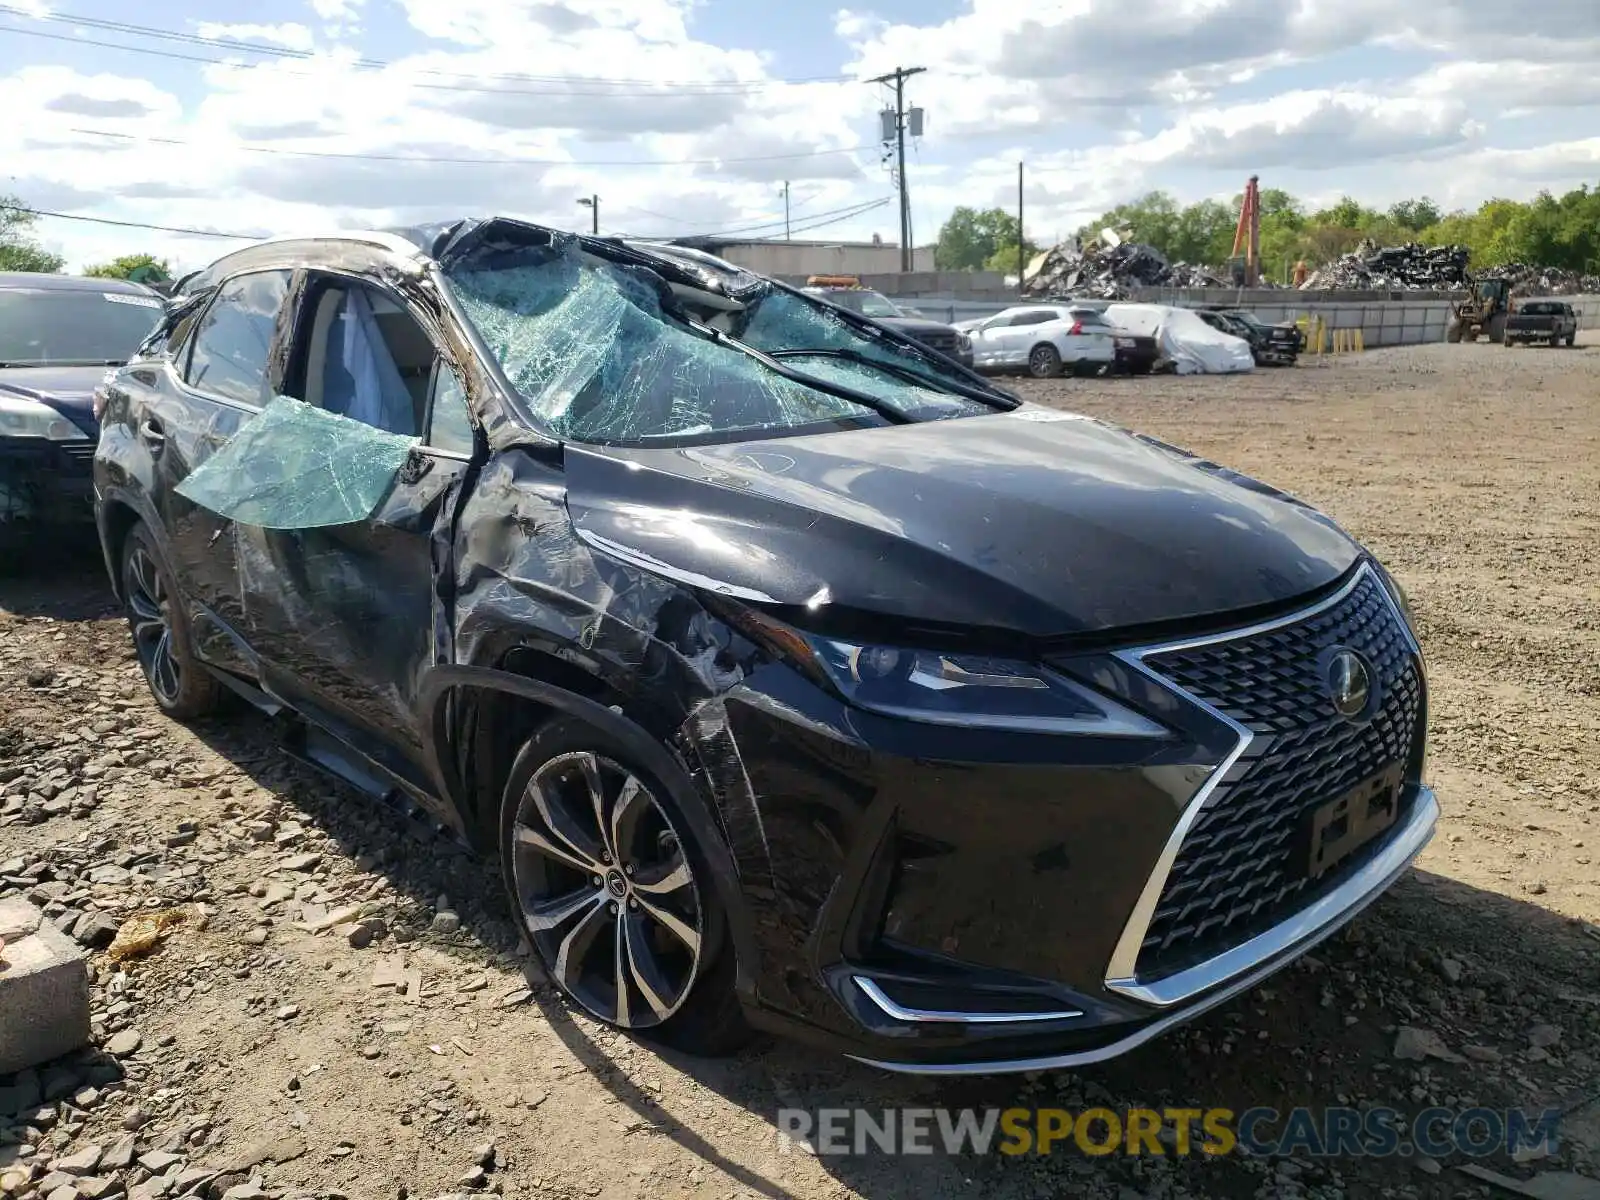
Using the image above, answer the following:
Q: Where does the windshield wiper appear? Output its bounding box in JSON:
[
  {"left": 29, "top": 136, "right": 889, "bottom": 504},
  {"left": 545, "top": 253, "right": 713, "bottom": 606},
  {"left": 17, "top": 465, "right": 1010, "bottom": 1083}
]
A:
[
  {"left": 767, "top": 347, "right": 1017, "bottom": 411},
  {"left": 0, "top": 359, "right": 122, "bottom": 368}
]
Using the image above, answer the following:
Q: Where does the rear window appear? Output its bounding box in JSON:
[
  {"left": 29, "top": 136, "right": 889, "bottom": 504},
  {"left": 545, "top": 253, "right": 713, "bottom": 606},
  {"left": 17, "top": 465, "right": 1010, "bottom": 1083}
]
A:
[
  {"left": 1520, "top": 302, "right": 1562, "bottom": 316},
  {"left": 0, "top": 287, "right": 164, "bottom": 366}
]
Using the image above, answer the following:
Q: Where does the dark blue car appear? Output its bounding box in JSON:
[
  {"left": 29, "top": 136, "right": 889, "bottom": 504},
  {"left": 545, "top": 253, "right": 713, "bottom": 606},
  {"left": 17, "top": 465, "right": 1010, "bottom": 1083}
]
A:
[{"left": 1, "top": 272, "right": 164, "bottom": 547}]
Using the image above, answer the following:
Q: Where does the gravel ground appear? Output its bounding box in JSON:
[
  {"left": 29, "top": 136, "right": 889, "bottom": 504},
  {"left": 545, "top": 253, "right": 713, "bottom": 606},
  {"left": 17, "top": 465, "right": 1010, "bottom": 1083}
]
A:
[{"left": 2, "top": 338, "right": 1598, "bottom": 1200}]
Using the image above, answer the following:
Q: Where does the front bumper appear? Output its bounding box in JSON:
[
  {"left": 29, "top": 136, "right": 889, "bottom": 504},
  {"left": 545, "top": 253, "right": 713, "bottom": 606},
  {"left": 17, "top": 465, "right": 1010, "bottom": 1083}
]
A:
[
  {"left": 855, "top": 786, "right": 1436, "bottom": 1073},
  {"left": 688, "top": 562, "right": 1431, "bottom": 1074},
  {"left": 0, "top": 437, "right": 97, "bottom": 535}
]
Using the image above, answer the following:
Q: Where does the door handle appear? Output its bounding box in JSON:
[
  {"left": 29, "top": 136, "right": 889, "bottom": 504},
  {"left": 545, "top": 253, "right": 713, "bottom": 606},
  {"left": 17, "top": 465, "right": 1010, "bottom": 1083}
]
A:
[{"left": 139, "top": 419, "right": 166, "bottom": 455}]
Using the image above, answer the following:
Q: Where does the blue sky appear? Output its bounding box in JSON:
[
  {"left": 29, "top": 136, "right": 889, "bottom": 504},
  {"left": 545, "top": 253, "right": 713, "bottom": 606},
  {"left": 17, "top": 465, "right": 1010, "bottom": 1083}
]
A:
[{"left": 3, "top": 0, "right": 1599, "bottom": 270}]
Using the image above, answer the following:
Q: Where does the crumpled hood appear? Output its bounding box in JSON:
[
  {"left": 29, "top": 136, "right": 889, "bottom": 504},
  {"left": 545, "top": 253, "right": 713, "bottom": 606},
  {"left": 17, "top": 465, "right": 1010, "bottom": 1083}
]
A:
[
  {"left": 564, "top": 407, "right": 1360, "bottom": 639},
  {"left": 0, "top": 365, "right": 105, "bottom": 437}
]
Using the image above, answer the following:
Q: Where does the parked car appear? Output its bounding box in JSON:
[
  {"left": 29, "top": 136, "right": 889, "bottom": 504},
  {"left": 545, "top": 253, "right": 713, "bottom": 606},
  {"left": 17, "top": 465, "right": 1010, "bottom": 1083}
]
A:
[
  {"left": 1197, "top": 307, "right": 1302, "bottom": 366},
  {"left": 1, "top": 272, "right": 163, "bottom": 547},
  {"left": 961, "top": 304, "right": 1118, "bottom": 377},
  {"left": 96, "top": 218, "right": 1434, "bottom": 1075},
  {"left": 1504, "top": 300, "right": 1578, "bottom": 347},
  {"left": 799, "top": 276, "right": 973, "bottom": 368}
]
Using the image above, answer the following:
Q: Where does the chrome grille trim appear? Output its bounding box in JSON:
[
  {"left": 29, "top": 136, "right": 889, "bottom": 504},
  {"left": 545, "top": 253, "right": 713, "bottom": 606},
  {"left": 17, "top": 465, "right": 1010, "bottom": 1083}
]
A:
[{"left": 1103, "top": 562, "right": 1427, "bottom": 1007}]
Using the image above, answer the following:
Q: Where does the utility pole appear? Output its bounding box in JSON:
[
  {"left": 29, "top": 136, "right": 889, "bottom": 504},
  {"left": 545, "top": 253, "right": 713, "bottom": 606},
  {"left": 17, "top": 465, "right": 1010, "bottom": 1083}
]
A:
[
  {"left": 868, "top": 65, "right": 925, "bottom": 271},
  {"left": 781, "top": 181, "right": 791, "bottom": 240},
  {"left": 577, "top": 194, "right": 599, "bottom": 236},
  {"left": 1017, "top": 161, "right": 1025, "bottom": 295}
]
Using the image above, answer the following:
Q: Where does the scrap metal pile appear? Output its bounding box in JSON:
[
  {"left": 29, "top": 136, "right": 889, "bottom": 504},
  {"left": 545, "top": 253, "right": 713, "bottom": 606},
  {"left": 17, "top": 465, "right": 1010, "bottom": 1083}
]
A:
[
  {"left": 1299, "top": 240, "right": 1471, "bottom": 290},
  {"left": 1497, "top": 263, "right": 1600, "bottom": 297},
  {"left": 1023, "top": 235, "right": 1228, "bottom": 300}
]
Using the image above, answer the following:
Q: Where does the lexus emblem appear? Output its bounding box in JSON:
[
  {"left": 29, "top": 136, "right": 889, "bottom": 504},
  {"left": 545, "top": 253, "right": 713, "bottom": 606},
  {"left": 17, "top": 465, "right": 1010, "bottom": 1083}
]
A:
[{"left": 1327, "top": 649, "right": 1372, "bottom": 719}]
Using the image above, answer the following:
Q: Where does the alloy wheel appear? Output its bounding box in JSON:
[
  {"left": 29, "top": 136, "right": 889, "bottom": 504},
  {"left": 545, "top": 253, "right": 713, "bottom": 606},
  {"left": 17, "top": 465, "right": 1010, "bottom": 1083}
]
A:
[
  {"left": 511, "top": 751, "right": 704, "bottom": 1029},
  {"left": 126, "top": 544, "right": 182, "bottom": 707},
  {"left": 1029, "top": 346, "right": 1060, "bottom": 377}
]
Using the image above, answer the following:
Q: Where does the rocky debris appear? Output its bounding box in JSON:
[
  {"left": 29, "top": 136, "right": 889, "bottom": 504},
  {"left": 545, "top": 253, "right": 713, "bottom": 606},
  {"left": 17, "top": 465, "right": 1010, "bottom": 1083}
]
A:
[
  {"left": 1457, "top": 1166, "right": 1600, "bottom": 1200},
  {"left": 1393, "top": 1025, "right": 1466, "bottom": 1062},
  {"left": 1301, "top": 240, "right": 1472, "bottom": 290},
  {"left": 1023, "top": 236, "right": 1229, "bottom": 300},
  {"left": 1528, "top": 1022, "right": 1563, "bottom": 1049},
  {"left": 71, "top": 914, "right": 118, "bottom": 951},
  {"left": 431, "top": 910, "right": 461, "bottom": 936},
  {"left": 102, "top": 1031, "right": 141, "bottom": 1058}
]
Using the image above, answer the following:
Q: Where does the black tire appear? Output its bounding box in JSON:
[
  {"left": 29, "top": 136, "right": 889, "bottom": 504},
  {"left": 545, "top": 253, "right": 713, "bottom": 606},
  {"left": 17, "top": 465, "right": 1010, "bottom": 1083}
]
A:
[
  {"left": 1027, "top": 343, "right": 1063, "bottom": 378},
  {"left": 1445, "top": 320, "right": 1463, "bottom": 344},
  {"left": 1566, "top": 332, "right": 1577, "bottom": 347},
  {"left": 1486, "top": 314, "right": 1508, "bottom": 345},
  {"left": 121, "top": 523, "right": 222, "bottom": 719},
  {"left": 498, "top": 716, "right": 748, "bottom": 1055}
]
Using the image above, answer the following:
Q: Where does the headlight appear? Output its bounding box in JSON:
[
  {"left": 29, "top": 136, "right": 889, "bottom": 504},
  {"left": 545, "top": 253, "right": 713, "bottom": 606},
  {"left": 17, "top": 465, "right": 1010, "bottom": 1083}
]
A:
[
  {"left": 810, "top": 639, "right": 1166, "bottom": 737},
  {"left": 0, "top": 395, "right": 89, "bottom": 442},
  {"left": 1374, "top": 561, "right": 1419, "bottom": 640},
  {"left": 956, "top": 332, "right": 972, "bottom": 351}
]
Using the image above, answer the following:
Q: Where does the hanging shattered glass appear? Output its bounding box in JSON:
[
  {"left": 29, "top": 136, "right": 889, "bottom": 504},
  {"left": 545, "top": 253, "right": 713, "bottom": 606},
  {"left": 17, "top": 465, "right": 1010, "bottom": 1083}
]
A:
[
  {"left": 736, "top": 286, "right": 976, "bottom": 393},
  {"left": 175, "top": 396, "right": 418, "bottom": 529}
]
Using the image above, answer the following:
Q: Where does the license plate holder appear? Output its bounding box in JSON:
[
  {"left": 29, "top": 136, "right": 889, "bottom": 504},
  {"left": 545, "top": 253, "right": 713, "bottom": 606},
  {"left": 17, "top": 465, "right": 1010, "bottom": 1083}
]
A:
[{"left": 1304, "top": 764, "right": 1404, "bottom": 880}]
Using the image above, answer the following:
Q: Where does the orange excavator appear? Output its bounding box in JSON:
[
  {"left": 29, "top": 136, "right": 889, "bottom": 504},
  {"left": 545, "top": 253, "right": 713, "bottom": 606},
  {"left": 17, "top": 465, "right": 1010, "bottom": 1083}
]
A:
[{"left": 1229, "top": 175, "right": 1262, "bottom": 287}]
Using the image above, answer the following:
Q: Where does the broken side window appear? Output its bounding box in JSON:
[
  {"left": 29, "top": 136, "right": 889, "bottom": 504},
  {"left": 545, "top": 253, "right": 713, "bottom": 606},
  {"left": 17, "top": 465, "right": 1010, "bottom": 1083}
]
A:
[{"left": 175, "top": 395, "right": 416, "bottom": 529}]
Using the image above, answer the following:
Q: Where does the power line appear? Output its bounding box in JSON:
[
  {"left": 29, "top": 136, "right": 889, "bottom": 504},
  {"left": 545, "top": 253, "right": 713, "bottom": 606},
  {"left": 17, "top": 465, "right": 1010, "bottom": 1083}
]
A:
[
  {"left": 3, "top": 196, "right": 892, "bottom": 246},
  {"left": 68, "top": 127, "right": 876, "bottom": 169},
  {"left": 1, "top": 204, "right": 257, "bottom": 239},
  {"left": 0, "top": 8, "right": 855, "bottom": 96},
  {"left": 771, "top": 199, "right": 894, "bottom": 239},
  {"left": 648, "top": 197, "right": 892, "bottom": 241}
]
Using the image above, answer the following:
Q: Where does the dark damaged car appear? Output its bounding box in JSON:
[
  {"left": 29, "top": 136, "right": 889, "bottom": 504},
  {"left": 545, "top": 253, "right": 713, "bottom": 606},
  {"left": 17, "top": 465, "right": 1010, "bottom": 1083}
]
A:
[
  {"left": 93, "top": 220, "right": 1435, "bottom": 1074},
  {"left": 1, "top": 272, "right": 163, "bottom": 546}
]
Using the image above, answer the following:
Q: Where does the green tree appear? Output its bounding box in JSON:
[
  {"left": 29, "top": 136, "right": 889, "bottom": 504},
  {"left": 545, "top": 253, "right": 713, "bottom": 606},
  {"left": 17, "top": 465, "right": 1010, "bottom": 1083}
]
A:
[
  {"left": 1171, "top": 198, "right": 1236, "bottom": 264},
  {"left": 1388, "top": 197, "right": 1442, "bottom": 233},
  {"left": 0, "top": 196, "right": 65, "bottom": 273},
  {"left": 983, "top": 235, "right": 1040, "bottom": 275},
  {"left": 934, "top": 207, "right": 1023, "bottom": 271},
  {"left": 84, "top": 253, "right": 171, "bottom": 282}
]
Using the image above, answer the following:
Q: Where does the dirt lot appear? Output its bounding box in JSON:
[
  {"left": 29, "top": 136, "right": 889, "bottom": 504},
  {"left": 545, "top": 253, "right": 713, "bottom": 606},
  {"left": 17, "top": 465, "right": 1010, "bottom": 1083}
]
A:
[{"left": 2, "top": 339, "right": 1598, "bottom": 1200}]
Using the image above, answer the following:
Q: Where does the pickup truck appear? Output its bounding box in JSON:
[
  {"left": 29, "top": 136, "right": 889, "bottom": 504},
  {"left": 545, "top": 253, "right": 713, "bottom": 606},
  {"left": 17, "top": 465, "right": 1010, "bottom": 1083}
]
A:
[
  {"left": 1504, "top": 300, "right": 1578, "bottom": 347},
  {"left": 1197, "top": 307, "right": 1303, "bottom": 366}
]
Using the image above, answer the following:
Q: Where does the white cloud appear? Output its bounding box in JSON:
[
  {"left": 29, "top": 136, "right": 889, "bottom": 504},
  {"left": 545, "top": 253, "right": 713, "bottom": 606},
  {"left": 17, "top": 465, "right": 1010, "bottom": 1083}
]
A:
[
  {"left": 310, "top": 0, "right": 363, "bottom": 19},
  {"left": 1137, "top": 90, "right": 1483, "bottom": 170},
  {"left": 5, "top": 0, "right": 1600, "bottom": 271}
]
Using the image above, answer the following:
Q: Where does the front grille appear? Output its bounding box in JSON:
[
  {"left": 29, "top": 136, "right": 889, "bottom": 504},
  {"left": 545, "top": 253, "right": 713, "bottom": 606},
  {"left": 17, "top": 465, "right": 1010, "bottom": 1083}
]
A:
[
  {"left": 59, "top": 442, "right": 96, "bottom": 465},
  {"left": 1135, "top": 570, "right": 1424, "bottom": 979},
  {"left": 910, "top": 330, "right": 958, "bottom": 353}
]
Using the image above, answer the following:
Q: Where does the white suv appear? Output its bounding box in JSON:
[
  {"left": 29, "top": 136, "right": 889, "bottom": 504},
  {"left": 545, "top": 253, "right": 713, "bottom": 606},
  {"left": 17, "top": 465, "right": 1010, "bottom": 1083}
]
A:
[{"left": 961, "top": 305, "right": 1118, "bottom": 377}]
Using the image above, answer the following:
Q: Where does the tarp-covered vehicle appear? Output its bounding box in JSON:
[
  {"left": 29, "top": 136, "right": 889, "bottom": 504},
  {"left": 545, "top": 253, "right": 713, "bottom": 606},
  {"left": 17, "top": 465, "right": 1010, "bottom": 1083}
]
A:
[
  {"left": 94, "top": 219, "right": 1433, "bottom": 1076},
  {"left": 1104, "top": 303, "right": 1256, "bottom": 375}
]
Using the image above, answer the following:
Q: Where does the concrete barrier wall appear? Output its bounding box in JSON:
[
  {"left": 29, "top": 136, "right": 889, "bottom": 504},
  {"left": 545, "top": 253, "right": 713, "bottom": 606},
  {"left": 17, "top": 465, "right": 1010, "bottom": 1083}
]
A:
[{"left": 888, "top": 290, "right": 1467, "bottom": 348}]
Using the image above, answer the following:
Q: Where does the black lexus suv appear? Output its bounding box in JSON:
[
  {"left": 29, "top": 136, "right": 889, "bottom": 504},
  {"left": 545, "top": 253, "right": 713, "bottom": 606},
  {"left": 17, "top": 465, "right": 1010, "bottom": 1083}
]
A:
[{"left": 94, "top": 218, "right": 1434, "bottom": 1074}]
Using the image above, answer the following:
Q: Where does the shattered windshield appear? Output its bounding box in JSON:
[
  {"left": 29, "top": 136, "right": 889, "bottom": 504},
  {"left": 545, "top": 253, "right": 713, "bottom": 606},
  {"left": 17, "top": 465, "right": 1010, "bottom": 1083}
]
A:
[{"left": 443, "top": 236, "right": 992, "bottom": 447}]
